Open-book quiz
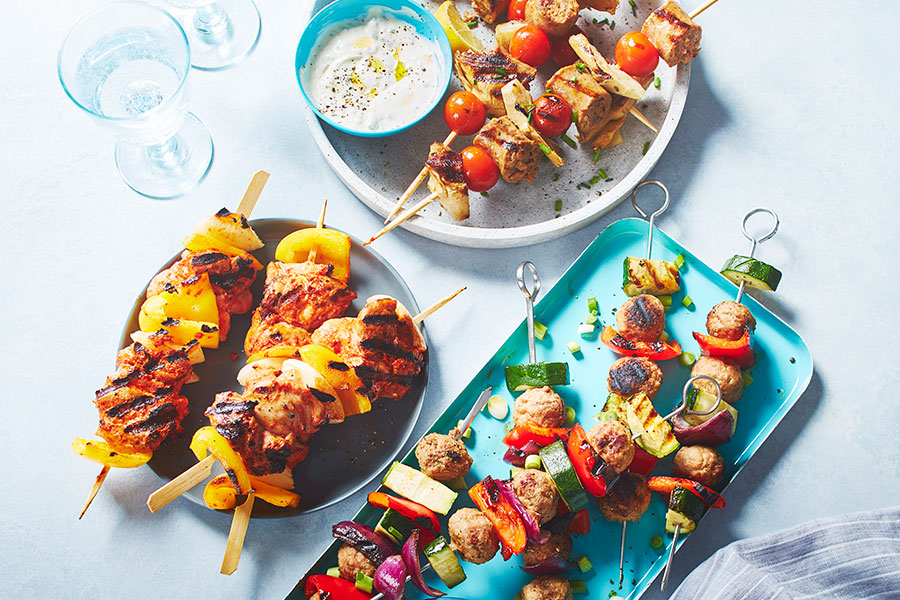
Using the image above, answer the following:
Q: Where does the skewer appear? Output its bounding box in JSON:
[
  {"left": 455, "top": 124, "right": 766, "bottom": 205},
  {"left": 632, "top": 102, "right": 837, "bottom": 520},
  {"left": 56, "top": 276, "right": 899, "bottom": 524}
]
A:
[
  {"left": 660, "top": 523, "right": 680, "bottom": 591},
  {"left": 236, "top": 170, "right": 270, "bottom": 217},
  {"left": 384, "top": 132, "right": 458, "bottom": 224},
  {"left": 629, "top": 107, "right": 659, "bottom": 133},
  {"left": 734, "top": 208, "right": 779, "bottom": 303},
  {"left": 516, "top": 261, "right": 542, "bottom": 364},
  {"left": 308, "top": 198, "right": 328, "bottom": 263},
  {"left": 631, "top": 180, "right": 671, "bottom": 261},
  {"left": 453, "top": 386, "right": 493, "bottom": 440},
  {"left": 369, "top": 563, "right": 434, "bottom": 600},
  {"left": 147, "top": 455, "right": 216, "bottom": 512},
  {"left": 221, "top": 494, "right": 255, "bottom": 575},
  {"left": 412, "top": 286, "right": 467, "bottom": 325},
  {"left": 365, "top": 192, "right": 438, "bottom": 245},
  {"left": 619, "top": 520, "right": 627, "bottom": 588},
  {"left": 78, "top": 466, "right": 110, "bottom": 520},
  {"left": 689, "top": 0, "right": 721, "bottom": 19}
]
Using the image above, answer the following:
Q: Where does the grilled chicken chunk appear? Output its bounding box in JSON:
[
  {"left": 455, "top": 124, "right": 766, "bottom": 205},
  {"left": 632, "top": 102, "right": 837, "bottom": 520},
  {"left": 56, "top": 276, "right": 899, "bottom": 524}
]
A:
[
  {"left": 147, "top": 249, "right": 259, "bottom": 340},
  {"left": 525, "top": 0, "right": 579, "bottom": 38},
  {"left": 425, "top": 143, "right": 469, "bottom": 221},
  {"left": 547, "top": 65, "right": 612, "bottom": 143},
  {"left": 468, "top": 0, "right": 509, "bottom": 23},
  {"left": 455, "top": 48, "right": 536, "bottom": 116},
  {"left": 591, "top": 73, "right": 654, "bottom": 149},
  {"left": 244, "top": 313, "right": 313, "bottom": 357},
  {"left": 256, "top": 261, "right": 356, "bottom": 333},
  {"left": 474, "top": 116, "right": 541, "bottom": 183},
  {"left": 642, "top": 1, "right": 701, "bottom": 66},
  {"left": 312, "top": 297, "right": 426, "bottom": 401},
  {"left": 578, "top": 0, "right": 618, "bottom": 12}
]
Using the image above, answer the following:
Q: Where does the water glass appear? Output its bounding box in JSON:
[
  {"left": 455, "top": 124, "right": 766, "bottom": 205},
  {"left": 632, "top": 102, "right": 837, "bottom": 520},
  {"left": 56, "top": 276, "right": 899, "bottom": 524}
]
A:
[{"left": 166, "top": 0, "right": 260, "bottom": 70}]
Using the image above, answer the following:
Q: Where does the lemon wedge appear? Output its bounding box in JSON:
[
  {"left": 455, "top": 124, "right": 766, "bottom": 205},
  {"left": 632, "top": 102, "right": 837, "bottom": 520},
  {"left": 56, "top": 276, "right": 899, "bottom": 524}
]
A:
[{"left": 434, "top": 1, "right": 483, "bottom": 54}]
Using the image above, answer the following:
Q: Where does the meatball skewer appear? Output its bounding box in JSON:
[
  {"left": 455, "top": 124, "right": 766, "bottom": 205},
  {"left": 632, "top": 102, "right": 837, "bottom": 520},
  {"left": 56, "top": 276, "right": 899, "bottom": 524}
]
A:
[
  {"left": 415, "top": 386, "right": 492, "bottom": 481},
  {"left": 598, "top": 472, "right": 652, "bottom": 589}
]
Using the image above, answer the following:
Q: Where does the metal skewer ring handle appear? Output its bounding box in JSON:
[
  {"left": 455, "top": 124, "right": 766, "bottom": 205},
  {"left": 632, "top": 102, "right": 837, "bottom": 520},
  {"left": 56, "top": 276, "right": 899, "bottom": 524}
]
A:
[
  {"left": 662, "top": 375, "right": 722, "bottom": 421},
  {"left": 517, "top": 261, "right": 541, "bottom": 365},
  {"left": 736, "top": 207, "right": 779, "bottom": 303},
  {"left": 631, "top": 180, "right": 671, "bottom": 260}
]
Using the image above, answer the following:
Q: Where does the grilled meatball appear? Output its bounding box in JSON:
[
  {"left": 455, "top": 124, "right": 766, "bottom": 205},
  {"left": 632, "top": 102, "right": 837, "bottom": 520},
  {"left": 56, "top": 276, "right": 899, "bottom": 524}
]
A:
[
  {"left": 691, "top": 356, "right": 743, "bottom": 404},
  {"left": 607, "top": 357, "right": 663, "bottom": 399},
  {"left": 513, "top": 386, "right": 566, "bottom": 428},
  {"left": 673, "top": 445, "right": 724, "bottom": 487},
  {"left": 448, "top": 508, "right": 499, "bottom": 564},
  {"left": 597, "top": 472, "right": 651, "bottom": 522},
  {"left": 587, "top": 420, "right": 634, "bottom": 473},
  {"left": 415, "top": 433, "right": 473, "bottom": 481},
  {"left": 616, "top": 295, "right": 666, "bottom": 342},
  {"left": 706, "top": 301, "right": 756, "bottom": 341},
  {"left": 511, "top": 468, "right": 559, "bottom": 524},
  {"left": 525, "top": 0, "right": 578, "bottom": 37},
  {"left": 337, "top": 543, "right": 376, "bottom": 581},
  {"left": 522, "top": 533, "right": 572, "bottom": 567},
  {"left": 520, "top": 575, "right": 573, "bottom": 600}
]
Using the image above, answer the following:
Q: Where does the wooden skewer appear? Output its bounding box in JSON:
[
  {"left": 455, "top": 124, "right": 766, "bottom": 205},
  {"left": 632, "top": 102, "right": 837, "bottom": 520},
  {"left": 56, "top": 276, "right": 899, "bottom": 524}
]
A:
[
  {"left": 412, "top": 287, "right": 467, "bottom": 324},
  {"left": 236, "top": 170, "right": 270, "bottom": 217},
  {"left": 221, "top": 494, "right": 255, "bottom": 575},
  {"left": 690, "top": 0, "right": 720, "bottom": 19},
  {"left": 79, "top": 466, "right": 110, "bottom": 519},
  {"left": 308, "top": 198, "right": 328, "bottom": 263},
  {"left": 629, "top": 107, "right": 659, "bottom": 133},
  {"left": 365, "top": 192, "right": 438, "bottom": 245},
  {"left": 383, "top": 131, "right": 457, "bottom": 224},
  {"left": 147, "top": 455, "right": 216, "bottom": 513}
]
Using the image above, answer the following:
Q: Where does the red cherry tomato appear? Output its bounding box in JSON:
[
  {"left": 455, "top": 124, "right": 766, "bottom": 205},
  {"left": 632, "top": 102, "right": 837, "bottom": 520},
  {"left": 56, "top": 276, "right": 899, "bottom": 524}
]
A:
[
  {"left": 508, "top": 25, "right": 552, "bottom": 68},
  {"left": 531, "top": 93, "right": 573, "bottom": 138},
  {"left": 550, "top": 27, "right": 583, "bottom": 66},
  {"left": 443, "top": 91, "right": 487, "bottom": 136},
  {"left": 614, "top": 31, "right": 659, "bottom": 78},
  {"left": 508, "top": 0, "right": 528, "bottom": 21},
  {"left": 460, "top": 146, "right": 499, "bottom": 192}
]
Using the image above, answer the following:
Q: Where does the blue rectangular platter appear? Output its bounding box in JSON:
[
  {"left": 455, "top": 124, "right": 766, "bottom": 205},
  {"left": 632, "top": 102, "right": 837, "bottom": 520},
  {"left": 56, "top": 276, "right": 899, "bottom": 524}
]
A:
[{"left": 287, "top": 217, "right": 813, "bottom": 600}]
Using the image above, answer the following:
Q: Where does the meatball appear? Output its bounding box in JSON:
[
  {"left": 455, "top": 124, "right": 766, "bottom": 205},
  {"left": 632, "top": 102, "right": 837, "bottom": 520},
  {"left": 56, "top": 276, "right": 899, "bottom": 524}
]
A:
[
  {"left": 691, "top": 355, "right": 743, "bottom": 404},
  {"left": 513, "top": 386, "right": 566, "bottom": 428},
  {"left": 337, "top": 543, "right": 375, "bottom": 581},
  {"left": 511, "top": 468, "right": 559, "bottom": 524},
  {"left": 522, "top": 533, "right": 572, "bottom": 566},
  {"left": 616, "top": 295, "right": 666, "bottom": 342},
  {"left": 448, "top": 508, "right": 499, "bottom": 564},
  {"left": 607, "top": 357, "right": 663, "bottom": 399},
  {"left": 673, "top": 445, "right": 725, "bottom": 487},
  {"left": 415, "top": 432, "right": 473, "bottom": 482},
  {"left": 586, "top": 420, "right": 635, "bottom": 474},
  {"left": 520, "top": 575, "right": 573, "bottom": 600},
  {"left": 706, "top": 301, "right": 756, "bottom": 341},
  {"left": 597, "top": 472, "right": 651, "bottom": 522}
]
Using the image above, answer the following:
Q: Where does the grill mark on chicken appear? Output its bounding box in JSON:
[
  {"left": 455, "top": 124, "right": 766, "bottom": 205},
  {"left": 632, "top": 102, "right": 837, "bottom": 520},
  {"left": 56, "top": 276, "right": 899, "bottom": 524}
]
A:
[
  {"left": 310, "top": 389, "right": 337, "bottom": 403},
  {"left": 105, "top": 393, "right": 155, "bottom": 419},
  {"left": 425, "top": 148, "right": 466, "bottom": 184},
  {"left": 329, "top": 361, "right": 350, "bottom": 371},
  {"left": 123, "top": 402, "right": 178, "bottom": 435},
  {"left": 455, "top": 48, "right": 536, "bottom": 116},
  {"left": 207, "top": 400, "right": 259, "bottom": 415},
  {"left": 190, "top": 252, "right": 229, "bottom": 266},
  {"left": 651, "top": 5, "right": 687, "bottom": 26},
  {"left": 359, "top": 338, "right": 426, "bottom": 365},
  {"left": 362, "top": 313, "right": 401, "bottom": 325}
]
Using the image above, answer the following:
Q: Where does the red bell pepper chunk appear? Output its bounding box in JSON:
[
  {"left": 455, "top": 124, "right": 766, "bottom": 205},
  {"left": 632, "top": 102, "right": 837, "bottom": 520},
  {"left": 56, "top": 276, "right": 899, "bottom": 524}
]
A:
[
  {"left": 566, "top": 508, "right": 591, "bottom": 535},
  {"left": 693, "top": 330, "right": 754, "bottom": 367},
  {"left": 601, "top": 326, "right": 682, "bottom": 360},
  {"left": 627, "top": 444, "right": 659, "bottom": 477},
  {"left": 566, "top": 424, "right": 616, "bottom": 498},
  {"left": 503, "top": 424, "right": 570, "bottom": 449},
  {"left": 469, "top": 476, "right": 527, "bottom": 559},
  {"left": 367, "top": 492, "right": 440, "bottom": 542},
  {"left": 646, "top": 476, "right": 726, "bottom": 509},
  {"left": 304, "top": 574, "right": 373, "bottom": 599}
]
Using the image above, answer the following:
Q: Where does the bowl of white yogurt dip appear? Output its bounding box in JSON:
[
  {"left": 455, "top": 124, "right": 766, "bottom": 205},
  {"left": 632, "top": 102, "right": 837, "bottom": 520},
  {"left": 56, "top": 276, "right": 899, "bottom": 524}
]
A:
[{"left": 296, "top": 0, "right": 452, "bottom": 137}]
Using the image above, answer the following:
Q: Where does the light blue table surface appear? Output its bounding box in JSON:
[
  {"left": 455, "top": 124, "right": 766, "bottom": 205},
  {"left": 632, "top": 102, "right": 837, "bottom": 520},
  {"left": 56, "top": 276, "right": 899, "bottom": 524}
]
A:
[{"left": 1, "top": 1, "right": 898, "bottom": 599}]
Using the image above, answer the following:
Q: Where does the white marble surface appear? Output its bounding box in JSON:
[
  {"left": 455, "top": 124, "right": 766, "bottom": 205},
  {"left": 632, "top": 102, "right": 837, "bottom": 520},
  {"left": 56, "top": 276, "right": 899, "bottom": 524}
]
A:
[{"left": 2, "top": 1, "right": 899, "bottom": 599}]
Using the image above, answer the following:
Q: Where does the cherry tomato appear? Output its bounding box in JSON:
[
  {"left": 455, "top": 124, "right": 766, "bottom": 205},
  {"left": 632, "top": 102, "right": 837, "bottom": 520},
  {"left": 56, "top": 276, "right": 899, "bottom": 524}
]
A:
[
  {"left": 508, "top": 25, "right": 552, "bottom": 68},
  {"left": 443, "top": 91, "right": 487, "bottom": 136},
  {"left": 531, "top": 93, "right": 573, "bottom": 138},
  {"left": 460, "top": 146, "right": 499, "bottom": 192},
  {"left": 550, "top": 27, "right": 583, "bottom": 66},
  {"left": 614, "top": 31, "right": 659, "bottom": 78},
  {"left": 508, "top": 0, "right": 528, "bottom": 21}
]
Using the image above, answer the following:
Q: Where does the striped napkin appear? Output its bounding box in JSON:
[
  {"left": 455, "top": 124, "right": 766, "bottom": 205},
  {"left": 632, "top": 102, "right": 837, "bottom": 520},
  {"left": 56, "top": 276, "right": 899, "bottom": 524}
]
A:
[{"left": 670, "top": 507, "right": 900, "bottom": 599}]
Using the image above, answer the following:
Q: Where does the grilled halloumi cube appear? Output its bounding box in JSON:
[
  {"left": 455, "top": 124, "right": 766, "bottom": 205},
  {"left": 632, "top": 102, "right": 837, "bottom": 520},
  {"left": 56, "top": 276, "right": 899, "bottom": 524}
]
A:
[{"left": 623, "top": 257, "right": 681, "bottom": 297}]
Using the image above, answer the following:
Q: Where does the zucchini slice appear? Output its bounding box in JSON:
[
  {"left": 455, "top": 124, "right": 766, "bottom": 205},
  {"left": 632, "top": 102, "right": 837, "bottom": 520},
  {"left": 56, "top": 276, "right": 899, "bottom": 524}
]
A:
[
  {"left": 374, "top": 508, "right": 415, "bottom": 545},
  {"left": 720, "top": 255, "right": 782, "bottom": 292},
  {"left": 539, "top": 440, "right": 589, "bottom": 512},
  {"left": 685, "top": 389, "right": 738, "bottom": 435},
  {"left": 505, "top": 362, "right": 569, "bottom": 393},
  {"left": 424, "top": 536, "right": 467, "bottom": 588},
  {"left": 664, "top": 508, "right": 696, "bottom": 534},
  {"left": 668, "top": 485, "right": 706, "bottom": 522},
  {"left": 382, "top": 462, "right": 458, "bottom": 515}
]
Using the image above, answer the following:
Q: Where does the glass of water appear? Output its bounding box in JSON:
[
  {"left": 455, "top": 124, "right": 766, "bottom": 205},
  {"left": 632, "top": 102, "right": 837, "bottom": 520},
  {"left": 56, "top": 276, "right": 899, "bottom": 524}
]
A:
[
  {"left": 166, "top": 0, "right": 260, "bottom": 70},
  {"left": 58, "top": 1, "right": 213, "bottom": 199}
]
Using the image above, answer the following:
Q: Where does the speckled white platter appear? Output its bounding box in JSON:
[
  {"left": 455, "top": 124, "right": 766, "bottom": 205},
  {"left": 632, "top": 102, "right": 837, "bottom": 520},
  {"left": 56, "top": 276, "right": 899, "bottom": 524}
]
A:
[{"left": 301, "top": 0, "right": 690, "bottom": 247}]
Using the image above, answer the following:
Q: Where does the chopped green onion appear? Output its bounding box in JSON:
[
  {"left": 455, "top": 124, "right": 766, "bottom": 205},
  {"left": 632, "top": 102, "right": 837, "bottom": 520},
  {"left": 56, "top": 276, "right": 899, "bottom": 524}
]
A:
[
  {"left": 629, "top": 0, "right": 637, "bottom": 15},
  {"left": 495, "top": 67, "right": 508, "bottom": 76},
  {"left": 539, "top": 143, "right": 552, "bottom": 156},
  {"left": 570, "top": 580, "right": 587, "bottom": 595},
  {"left": 605, "top": 177, "right": 613, "bottom": 182},
  {"left": 554, "top": 199, "right": 563, "bottom": 212},
  {"left": 571, "top": 110, "right": 578, "bottom": 123},
  {"left": 609, "top": 592, "right": 618, "bottom": 598},
  {"left": 610, "top": 19, "right": 615, "bottom": 29},
  {"left": 567, "top": 341, "right": 582, "bottom": 354},
  {"left": 585, "top": 312, "right": 598, "bottom": 325},
  {"left": 592, "top": 146, "right": 602, "bottom": 163},
  {"left": 587, "top": 297, "right": 599, "bottom": 313},
  {"left": 596, "top": 168, "right": 608, "bottom": 178},
  {"left": 599, "top": 17, "right": 609, "bottom": 26},
  {"left": 524, "top": 454, "right": 542, "bottom": 470},
  {"left": 552, "top": 172, "right": 560, "bottom": 182},
  {"left": 577, "top": 323, "right": 595, "bottom": 337},
  {"left": 577, "top": 555, "right": 593, "bottom": 573},
  {"left": 447, "top": 476, "right": 468, "bottom": 490},
  {"left": 594, "top": 410, "right": 618, "bottom": 421},
  {"left": 575, "top": 62, "right": 587, "bottom": 73},
  {"left": 356, "top": 572, "right": 374, "bottom": 594},
  {"left": 658, "top": 295, "right": 673, "bottom": 306},
  {"left": 678, "top": 351, "right": 696, "bottom": 367},
  {"left": 534, "top": 320, "right": 549, "bottom": 340},
  {"left": 682, "top": 295, "right": 694, "bottom": 308},
  {"left": 456, "top": 419, "right": 471, "bottom": 438},
  {"left": 564, "top": 406, "right": 576, "bottom": 427},
  {"left": 510, "top": 467, "right": 524, "bottom": 479},
  {"left": 654, "top": 76, "right": 661, "bottom": 89},
  {"left": 589, "top": 175, "right": 601, "bottom": 185},
  {"left": 480, "top": 191, "right": 489, "bottom": 197},
  {"left": 659, "top": 331, "right": 669, "bottom": 342},
  {"left": 326, "top": 566, "right": 340, "bottom": 578},
  {"left": 650, "top": 535, "right": 664, "bottom": 549},
  {"left": 743, "top": 373, "right": 754, "bottom": 388},
  {"left": 642, "top": 141, "right": 650, "bottom": 156},
  {"left": 561, "top": 133, "right": 577, "bottom": 149},
  {"left": 488, "top": 395, "right": 509, "bottom": 420},
  {"left": 673, "top": 253, "right": 685, "bottom": 269},
  {"left": 592, "top": 17, "right": 600, "bottom": 24}
]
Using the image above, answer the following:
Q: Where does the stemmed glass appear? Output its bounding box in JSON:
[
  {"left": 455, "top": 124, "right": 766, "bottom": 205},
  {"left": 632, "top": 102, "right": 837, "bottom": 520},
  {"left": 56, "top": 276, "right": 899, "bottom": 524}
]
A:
[
  {"left": 58, "top": 2, "right": 214, "bottom": 199},
  {"left": 165, "top": 0, "right": 260, "bottom": 70}
]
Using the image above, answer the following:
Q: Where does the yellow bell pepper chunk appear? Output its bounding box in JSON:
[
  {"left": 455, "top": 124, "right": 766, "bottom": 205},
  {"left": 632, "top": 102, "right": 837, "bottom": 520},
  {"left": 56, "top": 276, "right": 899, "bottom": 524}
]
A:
[
  {"left": 275, "top": 228, "right": 352, "bottom": 282},
  {"left": 157, "top": 272, "right": 220, "bottom": 325},
  {"left": 138, "top": 295, "right": 220, "bottom": 349},
  {"left": 183, "top": 232, "right": 264, "bottom": 271},
  {"left": 298, "top": 345, "right": 371, "bottom": 416},
  {"left": 203, "top": 475, "right": 301, "bottom": 510},
  {"left": 190, "top": 426, "right": 252, "bottom": 494},
  {"left": 245, "top": 345, "right": 306, "bottom": 363},
  {"left": 72, "top": 438, "right": 152, "bottom": 468},
  {"left": 250, "top": 477, "right": 301, "bottom": 508}
]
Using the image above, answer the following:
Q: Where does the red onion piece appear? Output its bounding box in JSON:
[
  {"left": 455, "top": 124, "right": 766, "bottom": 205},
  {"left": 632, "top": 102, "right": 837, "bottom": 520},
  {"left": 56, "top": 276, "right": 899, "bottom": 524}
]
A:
[
  {"left": 542, "top": 511, "right": 575, "bottom": 535},
  {"left": 494, "top": 478, "right": 542, "bottom": 543},
  {"left": 374, "top": 555, "right": 406, "bottom": 600},
  {"left": 520, "top": 553, "right": 573, "bottom": 575},
  {"left": 401, "top": 530, "right": 445, "bottom": 598},
  {"left": 503, "top": 441, "right": 542, "bottom": 467},
  {"left": 333, "top": 521, "right": 396, "bottom": 565}
]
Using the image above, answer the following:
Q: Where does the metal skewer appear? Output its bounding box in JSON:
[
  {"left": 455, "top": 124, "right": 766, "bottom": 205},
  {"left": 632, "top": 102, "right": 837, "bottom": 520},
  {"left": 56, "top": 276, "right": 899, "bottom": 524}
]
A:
[
  {"left": 734, "top": 208, "right": 779, "bottom": 303},
  {"left": 619, "top": 520, "right": 627, "bottom": 588},
  {"left": 369, "top": 563, "right": 434, "bottom": 600},
  {"left": 516, "top": 261, "right": 541, "bottom": 364},
  {"left": 661, "top": 523, "right": 679, "bottom": 591},
  {"left": 454, "top": 386, "right": 493, "bottom": 440},
  {"left": 631, "top": 180, "right": 671, "bottom": 261}
]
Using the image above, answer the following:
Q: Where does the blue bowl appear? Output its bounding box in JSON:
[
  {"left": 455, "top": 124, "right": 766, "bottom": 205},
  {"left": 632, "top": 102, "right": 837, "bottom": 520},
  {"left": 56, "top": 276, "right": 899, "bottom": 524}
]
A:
[{"left": 295, "top": 0, "right": 453, "bottom": 138}]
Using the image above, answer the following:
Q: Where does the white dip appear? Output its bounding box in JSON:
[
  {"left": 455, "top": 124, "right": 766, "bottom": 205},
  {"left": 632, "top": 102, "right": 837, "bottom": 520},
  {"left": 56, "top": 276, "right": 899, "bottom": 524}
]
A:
[{"left": 306, "top": 8, "right": 441, "bottom": 133}]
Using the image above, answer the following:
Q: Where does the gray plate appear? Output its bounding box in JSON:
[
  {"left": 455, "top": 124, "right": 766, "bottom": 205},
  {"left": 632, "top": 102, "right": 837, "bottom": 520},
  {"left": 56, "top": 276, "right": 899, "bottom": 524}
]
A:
[
  {"left": 121, "top": 219, "right": 427, "bottom": 517},
  {"left": 301, "top": 0, "right": 690, "bottom": 247}
]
